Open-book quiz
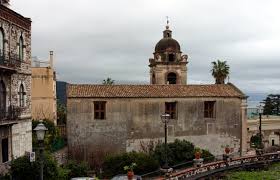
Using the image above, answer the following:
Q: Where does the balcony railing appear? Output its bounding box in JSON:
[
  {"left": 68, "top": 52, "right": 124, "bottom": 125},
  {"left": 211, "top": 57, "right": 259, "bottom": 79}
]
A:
[
  {"left": 0, "top": 52, "right": 21, "bottom": 71},
  {"left": 0, "top": 106, "right": 21, "bottom": 122}
]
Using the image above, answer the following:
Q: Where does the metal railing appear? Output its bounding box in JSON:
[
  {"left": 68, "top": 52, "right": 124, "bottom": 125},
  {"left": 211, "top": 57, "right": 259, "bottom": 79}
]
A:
[
  {"left": 155, "top": 151, "right": 280, "bottom": 180},
  {"left": 0, "top": 51, "right": 21, "bottom": 70},
  {"left": 57, "top": 124, "right": 67, "bottom": 139},
  {"left": 0, "top": 106, "right": 21, "bottom": 122}
]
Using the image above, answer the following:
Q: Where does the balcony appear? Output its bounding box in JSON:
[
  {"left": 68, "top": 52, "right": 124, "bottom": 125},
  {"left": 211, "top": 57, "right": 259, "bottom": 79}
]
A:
[
  {"left": 0, "top": 52, "right": 21, "bottom": 73},
  {"left": 0, "top": 106, "right": 22, "bottom": 125}
]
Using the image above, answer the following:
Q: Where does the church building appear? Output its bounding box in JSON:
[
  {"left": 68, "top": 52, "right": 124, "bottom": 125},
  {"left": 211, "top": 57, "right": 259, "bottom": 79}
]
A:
[{"left": 67, "top": 23, "right": 248, "bottom": 165}]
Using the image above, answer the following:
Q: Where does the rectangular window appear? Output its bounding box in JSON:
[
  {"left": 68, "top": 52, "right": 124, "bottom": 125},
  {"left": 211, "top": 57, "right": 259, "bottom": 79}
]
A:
[
  {"left": 94, "top": 101, "right": 106, "bottom": 120},
  {"left": 165, "top": 102, "right": 177, "bottom": 119},
  {"left": 204, "top": 101, "right": 216, "bottom": 118}
]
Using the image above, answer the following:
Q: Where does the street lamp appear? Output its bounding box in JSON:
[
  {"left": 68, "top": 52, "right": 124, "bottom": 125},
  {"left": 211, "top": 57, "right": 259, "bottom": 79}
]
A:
[
  {"left": 160, "top": 113, "right": 170, "bottom": 171},
  {"left": 257, "top": 104, "right": 264, "bottom": 151},
  {"left": 34, "top": 120, "right": 48, "bottom": 180}
]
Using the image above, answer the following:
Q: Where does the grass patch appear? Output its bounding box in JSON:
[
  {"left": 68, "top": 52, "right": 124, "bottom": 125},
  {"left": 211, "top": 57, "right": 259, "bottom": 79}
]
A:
[{"left": 225, "top": 163, "right": 280, "bottom": 180}]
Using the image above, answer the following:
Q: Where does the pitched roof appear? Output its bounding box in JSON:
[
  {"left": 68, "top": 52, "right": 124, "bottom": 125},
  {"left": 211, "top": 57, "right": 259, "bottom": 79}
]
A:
[{"left": 67, "top": 83, "right": 246, "bottom": 98}]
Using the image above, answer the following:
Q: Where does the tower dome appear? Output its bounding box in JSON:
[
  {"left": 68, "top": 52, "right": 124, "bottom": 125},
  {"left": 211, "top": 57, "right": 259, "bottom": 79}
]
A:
[
  {"left": 155, "top": 38, "right": 181, "bottom": 53},
  {"left": 154, "top": 25, "right": 181, "bottom": 53}
]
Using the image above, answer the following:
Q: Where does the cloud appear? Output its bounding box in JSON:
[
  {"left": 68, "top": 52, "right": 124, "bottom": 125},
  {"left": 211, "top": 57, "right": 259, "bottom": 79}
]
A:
[{"left": 11, "top": 0, "right": 280, "bottom": 93}]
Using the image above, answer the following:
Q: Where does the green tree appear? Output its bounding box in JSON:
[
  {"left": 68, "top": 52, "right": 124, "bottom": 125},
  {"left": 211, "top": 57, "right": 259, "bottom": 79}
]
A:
[
  {"left": 263, "top": 94, "right": 280, "bottom": 115},
  {"left": 102, "top": 77, "right": 115, "bottom": 85},
  {"left": 211, "top": 60, "right": 230, "bottom": 84},
  {"left": 57, "top": 102, "right": 66, "bottom": 125}
]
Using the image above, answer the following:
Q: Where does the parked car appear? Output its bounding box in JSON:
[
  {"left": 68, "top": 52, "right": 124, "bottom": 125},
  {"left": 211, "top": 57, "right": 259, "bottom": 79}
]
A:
[{"left": 111, "top": 174, "right": 142, "bottom": 180}]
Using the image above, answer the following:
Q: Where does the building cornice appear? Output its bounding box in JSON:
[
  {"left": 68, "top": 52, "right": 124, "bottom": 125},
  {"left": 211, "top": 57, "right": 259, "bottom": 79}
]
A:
[{"left": 0, "top": 4, "right": 31, "bottom": 30}]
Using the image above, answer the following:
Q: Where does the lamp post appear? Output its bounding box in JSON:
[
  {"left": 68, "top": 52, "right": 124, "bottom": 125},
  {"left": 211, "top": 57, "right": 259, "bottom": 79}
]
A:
[
  {"left": 34, "top": 120, "right": 48, "bottom": 180},
  {"left": 257, "top": 104, "right": 264, "bottom": 151},
  {"left": 161, "top": 113, "right": 170, "bottom": 170}
]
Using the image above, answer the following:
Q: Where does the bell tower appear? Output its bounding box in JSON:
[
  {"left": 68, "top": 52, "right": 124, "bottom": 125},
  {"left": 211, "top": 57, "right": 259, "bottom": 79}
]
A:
[{"left": 149, "top": 22, "right": 188, "bottom": 85}]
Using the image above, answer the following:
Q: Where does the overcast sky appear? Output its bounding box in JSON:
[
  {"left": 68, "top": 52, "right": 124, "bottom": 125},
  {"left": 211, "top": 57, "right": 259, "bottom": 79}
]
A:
[{"left": 11, "top": 0, "right": 280, "bottom": 93}]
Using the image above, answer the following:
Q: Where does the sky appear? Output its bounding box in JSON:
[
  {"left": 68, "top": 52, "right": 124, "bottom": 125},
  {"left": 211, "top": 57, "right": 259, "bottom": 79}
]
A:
[{"left": 10, "top": 0, "right": 280, "bottom": 94}]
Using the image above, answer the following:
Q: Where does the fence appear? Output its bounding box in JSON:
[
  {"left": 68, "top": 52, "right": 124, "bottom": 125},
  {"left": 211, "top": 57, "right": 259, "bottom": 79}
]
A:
[
  {"left": 57, "top": 124, "right": 67, "bottom": 139},
  {"left": 155, "top": 151, "right": 280, "bottom": 180}
]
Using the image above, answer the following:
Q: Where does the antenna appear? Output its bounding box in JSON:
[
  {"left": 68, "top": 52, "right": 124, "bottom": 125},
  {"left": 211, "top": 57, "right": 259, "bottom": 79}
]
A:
[{"left": 166, "top": 16, "right": 170, "bottom": 29}]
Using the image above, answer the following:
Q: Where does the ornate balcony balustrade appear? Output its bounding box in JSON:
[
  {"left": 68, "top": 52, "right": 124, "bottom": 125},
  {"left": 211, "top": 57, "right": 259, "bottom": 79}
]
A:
[
  {"left": 0, "top": 51, "right": 21, "bottom": 72},
  {"left": 0, "top": 106, "right": 21, "bottom": 123}
]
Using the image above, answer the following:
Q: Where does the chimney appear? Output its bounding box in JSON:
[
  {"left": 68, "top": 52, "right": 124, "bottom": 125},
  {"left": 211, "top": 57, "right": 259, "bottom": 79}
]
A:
[
  {"left": 0, "top": 0, "right": 10, "bottom": 8},
  {"left": 49, "top": 51, "right": 54, "bottom": 69}
]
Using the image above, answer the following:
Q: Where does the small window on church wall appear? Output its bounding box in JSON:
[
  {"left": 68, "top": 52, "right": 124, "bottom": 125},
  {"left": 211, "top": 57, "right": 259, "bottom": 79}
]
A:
[
  {"left": 19, "top": 84, "right": 26, "bottom": 107},
  {"left": 168, "top": 54, "right": 175, "bottom": 62},
  {"left": 0, "top": 29, "right": 4, "bottom": 56},
  {"left": 165, "top": 102, "right": 177, "bottom": 119},
  {"left": 204, "top": 101, "right": 216, "bottom": 118},
  {"left": 19, "top": 36, "right": 24, "bottom": 61},
  {"left": 94, "top": 101, "right": 106, "bottom": 120},
  {"left": 167, "top": 72, "right": 177, "bottom": 84}
]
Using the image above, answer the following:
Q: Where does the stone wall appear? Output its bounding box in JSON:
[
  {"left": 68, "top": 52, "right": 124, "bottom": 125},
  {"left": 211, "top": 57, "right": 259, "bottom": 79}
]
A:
[
  {"left": 12, "top": 120, "right": 32, "bottom": 159},
  {"left": 67, "top": 97, "right": 244, "bottom": 163},
  {"left": 0, "top": 5, "right": 32, "bottom": 112}
]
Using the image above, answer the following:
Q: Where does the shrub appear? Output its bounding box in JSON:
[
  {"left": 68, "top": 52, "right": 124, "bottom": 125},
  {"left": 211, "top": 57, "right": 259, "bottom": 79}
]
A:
[
  {"left": 153, "top": 139, "right": 195, "bottom": 166},
  {"left": 63, "top": 160, "right": 90, "bottom": 178},
  {"left": 201, "top": 149, "right": 215, "bottom": 162},
  {"left": 103, "top": 151, "right": 159, "bottom": 177},
  {"left": 57, "top": 166, "right": 71, "bottom": 180},
  {"left": 10, "top": 154, "right": 89, "bottom": 180},
  {"left": 250, "top": 134, "right": 262, "bottom": 148},
  {"left": 11, "top": 152, "right": 59, "bottom": 180},
  {"left": 152, "top": 139, "right": 215, "bottom": 166}
]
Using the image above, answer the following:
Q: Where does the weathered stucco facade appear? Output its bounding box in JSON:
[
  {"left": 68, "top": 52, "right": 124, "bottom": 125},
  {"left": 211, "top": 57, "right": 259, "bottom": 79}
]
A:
[
  {"left": 0, "top": 3, "right": 32, "bottom": 165},
  {"left": 67, "top": 84, "right": 247, "bottom": 164},
  {"left": 32, "top": 51, "right": 57, "bottom": 124}
]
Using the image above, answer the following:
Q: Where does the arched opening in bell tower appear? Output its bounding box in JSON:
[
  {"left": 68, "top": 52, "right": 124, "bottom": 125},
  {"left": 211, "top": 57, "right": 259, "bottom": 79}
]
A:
[
  {"left": 167, "top": 72, "right": 177, "bottom": 84},
  {"left": 152, "top": 73, "right": 156, "bottom": 84},
  {"left": 168, "top": 54, "right": 175, "bottom": 62}
]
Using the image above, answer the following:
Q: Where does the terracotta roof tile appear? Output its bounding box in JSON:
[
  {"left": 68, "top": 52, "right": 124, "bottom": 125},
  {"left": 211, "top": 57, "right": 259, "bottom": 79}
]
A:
[{"left": 67, "top": 84, "right": 245, "bottom": 98}]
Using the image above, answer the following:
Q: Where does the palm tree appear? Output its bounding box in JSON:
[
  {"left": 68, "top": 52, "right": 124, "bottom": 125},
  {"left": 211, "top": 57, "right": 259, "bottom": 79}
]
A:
[
  {"left": 102, "top": 77, "right": 115, "bottom": 85},
  {"left": 211, "top": 60, "right": 230, "bottom": 84}
]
